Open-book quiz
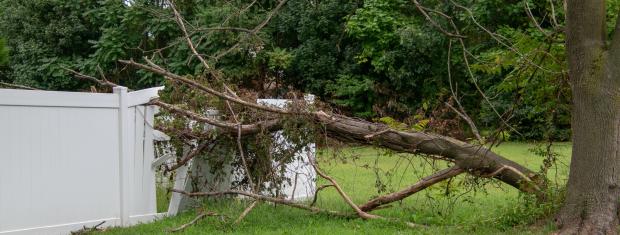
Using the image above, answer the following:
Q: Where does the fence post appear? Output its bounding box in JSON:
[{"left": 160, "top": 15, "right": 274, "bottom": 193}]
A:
[{"left": 114, "top": 86, "right": 131, "bottom": 226}]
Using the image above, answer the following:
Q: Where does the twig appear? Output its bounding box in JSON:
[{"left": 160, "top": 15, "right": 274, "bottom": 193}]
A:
[
  {"left": 224, "top": 97, "right": 257, "bottom": 192},
  {"left": 290, "top": 173, "right": 299, "bottom": 200},
  {"left": 165, "top": 141, "right": 213, "bottom": 173},
  {"left": 234, "top": 200, "right": 259, "bottom": 224},
  {"left": 151, "top": 99, "right": 282, "bottom": 134},
  {"left": 448, "top": 0, "right": 557, "bottom": 74},
  {"left": 411, "top": 0, "right": 465, "bottom": 38},
  {"left": 213, "top": 0, "right": 288, "bottom": 61},
  {"left": 63, "top": 67, "right": 119, "bottom": 88},
  {"left": 0, "top": 82, "right": 40, "bottom": 90},
  {"left": 311, "top": 144, "right": 424, "bottom": 228},
  {"left": 169, "top": 0, "right": 211, "bottom": 70},
  {"left": 457, "top": 39, "right": 524, "bottom": 138},
  {"left": 169, "top": 211, "right": 219, "bottom": 232},
  {"left": 548, "top": 0, "right": 559, "bottom": 28},
  {"left": 524, "top": 2, "right": 552, "bottom": 38},
  {"left": 445, "top": 102, "right": 483, "bottom": 143},
  {"left": 310, "top": 184, "right": 335, "bottom": 206},
  {"left": 480, "top": 165, "right": 542, "bottom": 192},
  {"left": 70, "top": 221, "right": 106, "bottom": 235},
  {"left": 237, "top": 121, "right": 256, "bottom": 191},
  {"left": 309, "top": 158, "right": 379, "bottom": 219},
  {"left": 221, "top": 0, "right": 258, "bottom": 26},
  {"left": 198, "top": 27, "right": 253, "bottom": 34},
  {"left": 446, "top": 40, "right": 483, "bottom": 143},
  {"left": 119, "top": 58, "right": 292, "bottom": 114}
]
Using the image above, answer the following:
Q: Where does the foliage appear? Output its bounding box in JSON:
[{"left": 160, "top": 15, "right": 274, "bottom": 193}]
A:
[
  {"left": 0, "top": 38, "right": 8, "bottom": 67},
  {"left": 0, "top": 0, "right": 595, "bottom": 140},
  {"left": 0, "top": 0, "right": 102, "bottom": 89}
]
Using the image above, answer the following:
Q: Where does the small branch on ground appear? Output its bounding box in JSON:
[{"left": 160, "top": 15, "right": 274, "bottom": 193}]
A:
[
  {"left": 234, "top": 200, "right": 259, "bottom": 224},
  {"left": 171, "top": 189, "right": 351, "bottom": 217},
  {"left": 169, "top": 211, "right": 220, "bottom": 233},
  {"left": 70, "top": 221, "right": 106, "bottom": 235},
  {"left": 359, "top": 166, "right": 464, "bottom": 212}
]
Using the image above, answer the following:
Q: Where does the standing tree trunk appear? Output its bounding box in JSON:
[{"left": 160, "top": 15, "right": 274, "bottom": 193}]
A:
[{"left": 556, "top": 1, "right": 620, "bottom": 234}]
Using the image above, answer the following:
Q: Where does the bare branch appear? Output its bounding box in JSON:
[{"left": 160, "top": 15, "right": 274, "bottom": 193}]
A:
[
  {"left": 169, "top": 211, "right": 220, "bottom": 232},
  {"left": 169, "top": 0, "right": 211, "bottom": 70},
  {"left": 310, "top": 184, "right": 335, "bottom": 207},
  {"left": 152, "top": 99, "right": 282, "bottom": 135},
  {"left": 63, "top": 67, "right": 120, "bottom": 88},
  {"left": 119, "top": 59, "right": 292, "bottom": 114},
  {"left": 411, "top": 0, "right": 465, "bottom": 38},
  {"left": 309, "top": 158, "right": 379, "bottom": 219},
  {"left": 171, "top": 189, "right": 350, "bottom": 217},
  {"left": 198, "top": 27, "right": 253, "bottom": 34},
  {"left": 448, "top": 0, "right": 558, "bottom": 74},
  {"left": 221, "top": 0, "right": 258, "bottom": 26},
  {"left": 234, "top": 200, "right": 258, "bottom": 224},
  {"left": 548, "top": 0, "right": 559, "bottom": 28},
  {"left": 445, "top": 102, "right": 483, "bottom": 143},
  {"left": 446, "top": 41, "right": 483, "bottom": 143},
  {"left": 213, "top": 0, "right": 288, "bottom": 61},
  {"left": 165, "top": 140, "right": 213, "bottom": 173},
  {"left": 0, "top": 82, "right": 40, "bottom": 90},
  {"left": 359, "top": 166, "right": 464, "bottom": 212},
  {"left": 227, "top": 100, "right": 257, "bottom": 191},
  {"left": 457, "top": 39, "right": 524, "bottom": 137},
  {"left": 524, "top": 2, "right": 552, "bottom": 38}
]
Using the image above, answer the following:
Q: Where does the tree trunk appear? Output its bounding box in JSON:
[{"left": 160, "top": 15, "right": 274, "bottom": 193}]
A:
[
  {"left": 556, "top": 1, "right": 620, "bottom": 234},
  {"left": 314, "top": 111, "right": 545, "bottom": 195}
]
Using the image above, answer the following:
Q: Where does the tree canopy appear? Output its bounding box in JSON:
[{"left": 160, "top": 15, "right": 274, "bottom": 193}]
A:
[{"left": 0, "top": 0, "right": 579, "bottom": 140}]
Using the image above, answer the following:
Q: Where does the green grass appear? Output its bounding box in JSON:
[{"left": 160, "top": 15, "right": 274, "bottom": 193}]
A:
[{"left": 98, "top": 142, "right": 572, "bottom": 235}]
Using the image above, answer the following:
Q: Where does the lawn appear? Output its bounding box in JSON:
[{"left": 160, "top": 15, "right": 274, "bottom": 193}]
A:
[{"left": 97, "top": 142, "right": 572, "bottom": 235}]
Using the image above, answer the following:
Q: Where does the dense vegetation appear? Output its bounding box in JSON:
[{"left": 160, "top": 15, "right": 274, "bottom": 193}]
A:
[{"left": 0, "top": 0, "right": 577, "bottom": 140}]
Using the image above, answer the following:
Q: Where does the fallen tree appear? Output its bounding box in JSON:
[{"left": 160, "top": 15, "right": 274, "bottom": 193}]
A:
[
  {"left": 119, "top": 58, "right": 545, "bottom": 195},
  {"left": 66, "top": 0, "right": 552, "bottom": 230},
  {"left": 70, "top": 55, "right": 546, "bottom": 229}
]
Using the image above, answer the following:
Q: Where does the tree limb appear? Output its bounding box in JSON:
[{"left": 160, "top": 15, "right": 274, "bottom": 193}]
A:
[
  {"left": 359, "top": 166, "right": 464, "bottom": 212},
  {"left": 170, "top": 189, "right": 350, "bottom": 217}
]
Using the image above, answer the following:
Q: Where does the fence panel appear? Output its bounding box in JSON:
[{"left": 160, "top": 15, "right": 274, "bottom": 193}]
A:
[{"left": 0, "top": 87, "right": 164, "bottom": 235}]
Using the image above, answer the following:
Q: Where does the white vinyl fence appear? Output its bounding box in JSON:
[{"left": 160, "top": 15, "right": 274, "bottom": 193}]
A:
[{"left": 0, "top": 87, "right": 165, "bottom": 235}]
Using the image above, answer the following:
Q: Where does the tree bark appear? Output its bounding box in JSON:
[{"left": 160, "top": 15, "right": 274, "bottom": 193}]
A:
[
  {"left": 314, "top": 111, "right": 545, "bottom": 196},
  {"left": 556, "top": 1, "right": 620, "bottom": 234}
]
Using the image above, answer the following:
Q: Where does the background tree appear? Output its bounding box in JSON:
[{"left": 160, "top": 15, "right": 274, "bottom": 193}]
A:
[
  {"left": 0, "top": 0, "right": 104, "bottom": 90},
  {"left": 0, "top": 0, "right": 573, "bottom": 141}
]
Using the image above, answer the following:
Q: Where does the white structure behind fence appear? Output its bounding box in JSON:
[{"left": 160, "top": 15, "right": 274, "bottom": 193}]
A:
[
  {"left": 166, "top": 98, "right": 317, "bottom": 214},
  {"left": 0, "top": 87, "right": 165, "bottom": 235}
]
